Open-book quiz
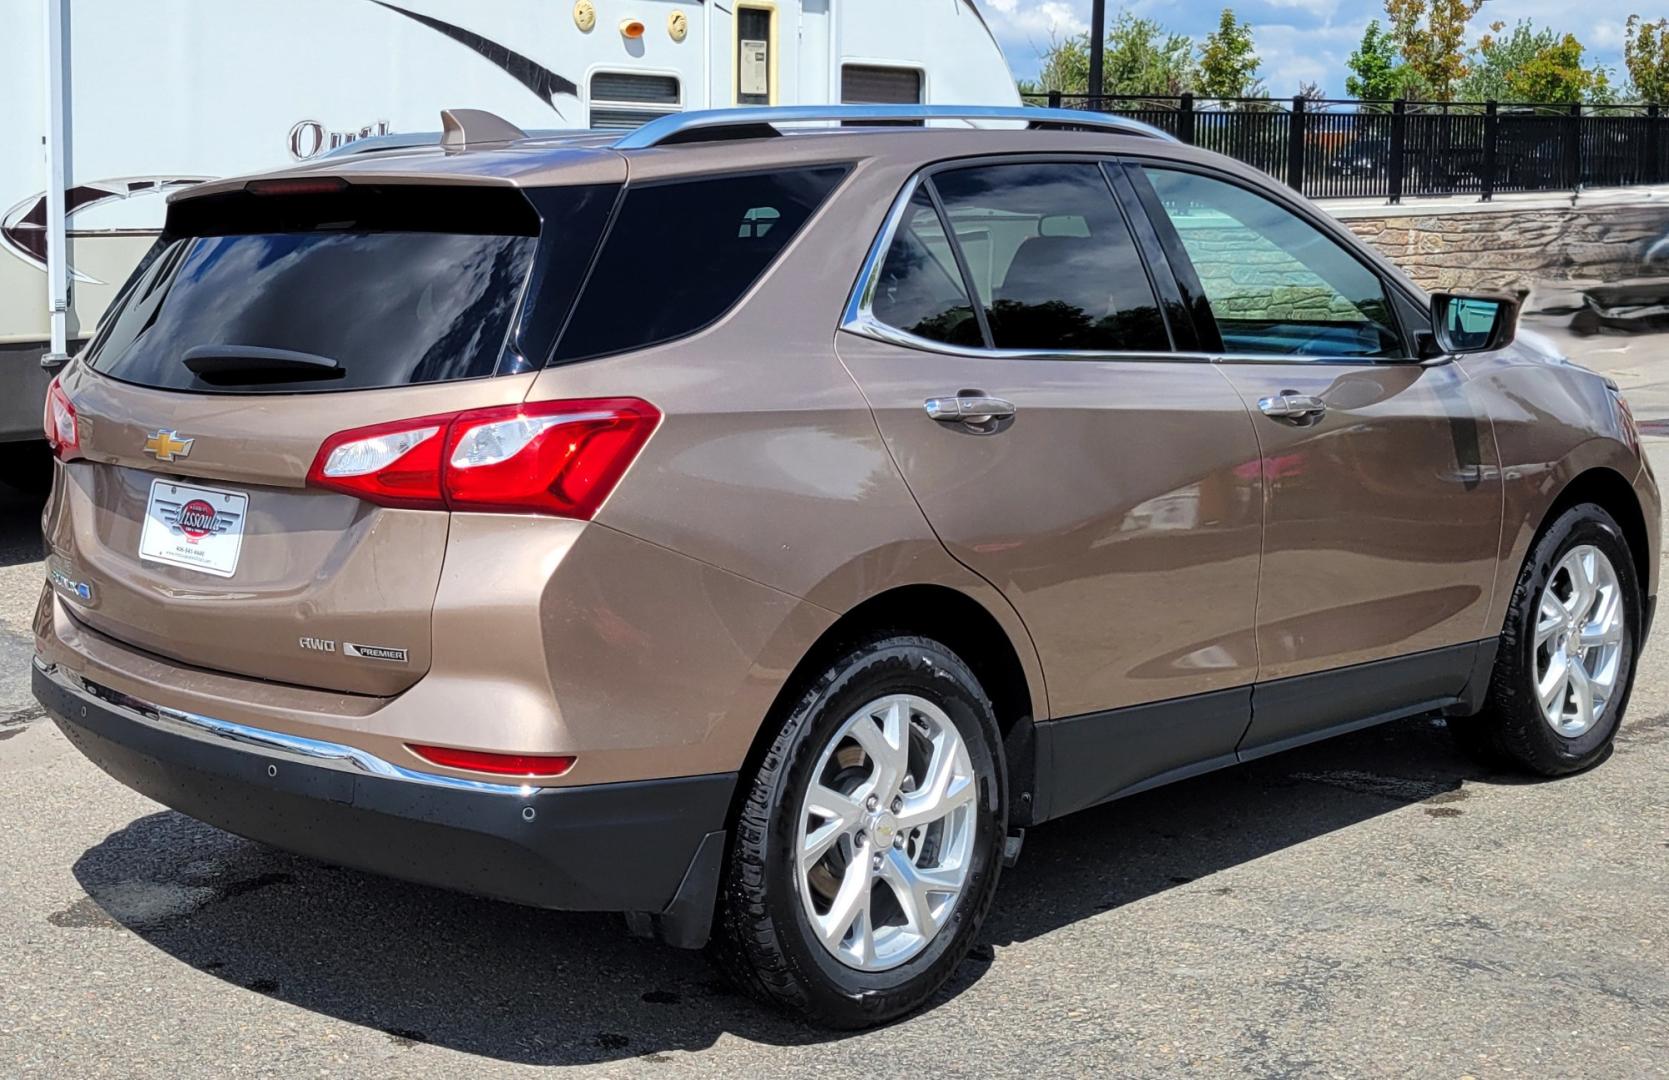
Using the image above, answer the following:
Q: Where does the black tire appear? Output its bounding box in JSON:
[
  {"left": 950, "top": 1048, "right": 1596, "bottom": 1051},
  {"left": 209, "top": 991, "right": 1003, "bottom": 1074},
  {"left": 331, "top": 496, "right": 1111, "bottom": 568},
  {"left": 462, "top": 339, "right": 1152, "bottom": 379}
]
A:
[
  {"left": 712, "top": 635, "right": 1007, "bottom": 1028},
  {"left": 1452, "top": 503, "right": 1642, "bottom": 776}
]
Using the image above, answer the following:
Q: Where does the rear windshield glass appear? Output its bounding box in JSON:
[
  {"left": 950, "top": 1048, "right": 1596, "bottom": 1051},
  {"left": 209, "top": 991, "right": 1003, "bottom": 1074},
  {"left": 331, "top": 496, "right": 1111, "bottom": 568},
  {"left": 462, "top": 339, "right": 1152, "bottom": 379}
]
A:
[
  {"left": 553, "top": 165, "right": 849, "bottom": 363},
  {"left": 83, "top": 183, "right": 613, "bottom": 393},
  {"left": 86, "top": 231, "right": 533, "bottom": 391}
]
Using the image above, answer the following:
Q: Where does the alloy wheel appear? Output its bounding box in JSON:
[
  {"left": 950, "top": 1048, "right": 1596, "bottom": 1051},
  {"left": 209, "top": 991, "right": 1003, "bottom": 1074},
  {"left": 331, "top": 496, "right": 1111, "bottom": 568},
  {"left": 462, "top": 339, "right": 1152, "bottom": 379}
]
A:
[
  {"left": 1533, "top": 544, "right": 1626, "bottom": 738},
  {"left": 794, "top": 694, "right": 978, "bottom": 971}
]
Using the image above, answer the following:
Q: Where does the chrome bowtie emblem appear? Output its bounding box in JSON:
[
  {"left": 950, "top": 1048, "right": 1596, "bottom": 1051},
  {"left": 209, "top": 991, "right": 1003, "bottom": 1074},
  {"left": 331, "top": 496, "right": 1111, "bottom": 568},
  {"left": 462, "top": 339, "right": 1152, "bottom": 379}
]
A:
[{"left": 142, "top": 429, "right": 194, "bottom": 462}]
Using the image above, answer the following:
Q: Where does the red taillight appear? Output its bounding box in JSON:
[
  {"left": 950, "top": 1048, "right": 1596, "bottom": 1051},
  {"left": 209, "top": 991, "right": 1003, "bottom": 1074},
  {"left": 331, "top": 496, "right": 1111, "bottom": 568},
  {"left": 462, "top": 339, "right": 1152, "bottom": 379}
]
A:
[
  {"left": 43, "top": 377, "right": 79, "bottom": 459},
  {"left": 306, "top": 413, "right": 452, "bottom": 510},
  {"left": 407, "top": 743, "right": 576, "bottom": 777},
  {"left": 443, "top": 398, "right": 660, "bottom": 516},
  {"left": 306, "top": 398, "right": 659, "bottom": 518}
]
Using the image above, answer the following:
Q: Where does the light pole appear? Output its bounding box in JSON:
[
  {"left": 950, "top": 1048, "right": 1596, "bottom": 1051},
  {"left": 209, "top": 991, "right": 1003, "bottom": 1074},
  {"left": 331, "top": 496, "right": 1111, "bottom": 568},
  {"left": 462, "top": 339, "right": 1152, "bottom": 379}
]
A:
[{"left": 1088, "top": 0, "right": 1106, "bottom": 106}]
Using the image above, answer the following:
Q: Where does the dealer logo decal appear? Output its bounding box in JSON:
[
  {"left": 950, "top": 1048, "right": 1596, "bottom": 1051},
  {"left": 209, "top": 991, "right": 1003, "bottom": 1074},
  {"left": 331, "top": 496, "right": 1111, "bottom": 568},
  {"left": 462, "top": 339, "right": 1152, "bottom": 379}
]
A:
[{"left": 156, "top": 498, "right": 239, "bottom": 545}]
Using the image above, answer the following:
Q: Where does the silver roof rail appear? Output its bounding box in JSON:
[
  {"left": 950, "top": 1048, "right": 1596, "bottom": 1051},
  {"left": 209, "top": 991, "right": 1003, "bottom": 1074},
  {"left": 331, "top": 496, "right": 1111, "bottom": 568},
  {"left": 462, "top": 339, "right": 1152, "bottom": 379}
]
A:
[{"left": 612, "top": 104, "right": 1178, "bottom": 150}]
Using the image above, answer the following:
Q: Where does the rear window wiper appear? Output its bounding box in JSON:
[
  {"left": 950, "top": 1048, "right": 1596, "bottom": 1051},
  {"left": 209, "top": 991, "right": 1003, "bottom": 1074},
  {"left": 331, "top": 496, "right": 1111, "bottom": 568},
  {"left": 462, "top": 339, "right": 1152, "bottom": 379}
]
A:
[{"left": 182, "top": 345, "right": 345, "bottom": 384}]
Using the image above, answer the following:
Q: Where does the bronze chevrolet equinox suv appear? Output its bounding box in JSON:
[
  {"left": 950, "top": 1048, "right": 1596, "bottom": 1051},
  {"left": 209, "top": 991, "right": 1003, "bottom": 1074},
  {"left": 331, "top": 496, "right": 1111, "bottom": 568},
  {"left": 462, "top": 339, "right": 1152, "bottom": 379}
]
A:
[{"left": 33, "top": 105, "right": 1659, "bottom": 1027}]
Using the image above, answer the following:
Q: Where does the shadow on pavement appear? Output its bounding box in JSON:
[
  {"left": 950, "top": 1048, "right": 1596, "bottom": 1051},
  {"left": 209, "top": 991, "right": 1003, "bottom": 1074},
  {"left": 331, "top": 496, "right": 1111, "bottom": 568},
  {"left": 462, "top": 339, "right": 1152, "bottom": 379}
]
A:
[
  {"left": 0, "top": 470, "right": 47, "bottom": 568},
  {"left": 66, "top": 712, "right": 1531, "bottom": 1066}
]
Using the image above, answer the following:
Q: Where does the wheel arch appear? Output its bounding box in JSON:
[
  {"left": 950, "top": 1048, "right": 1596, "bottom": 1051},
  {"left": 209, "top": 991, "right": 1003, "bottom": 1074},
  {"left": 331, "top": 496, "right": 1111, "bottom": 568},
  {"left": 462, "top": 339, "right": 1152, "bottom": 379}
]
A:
[
  {"left": 728, "top": 583, "right": 1045, "bottom": 837},
  {"left": 1538, "top": 466, "right": 1652, "bottom": 603},
  {"left": 786, "top": 584, "right": 1039, "bottom": 733}
]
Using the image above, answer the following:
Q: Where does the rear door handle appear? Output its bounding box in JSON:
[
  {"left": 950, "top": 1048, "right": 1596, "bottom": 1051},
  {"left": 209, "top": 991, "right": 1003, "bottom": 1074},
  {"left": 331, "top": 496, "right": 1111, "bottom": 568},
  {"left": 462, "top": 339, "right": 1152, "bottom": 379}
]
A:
[
  {"left": 924, "top": 394, "right": 1017, "bottom": 427},
  {"left": 1257, "top": 392, "right": 1326, "bottom": 420}
]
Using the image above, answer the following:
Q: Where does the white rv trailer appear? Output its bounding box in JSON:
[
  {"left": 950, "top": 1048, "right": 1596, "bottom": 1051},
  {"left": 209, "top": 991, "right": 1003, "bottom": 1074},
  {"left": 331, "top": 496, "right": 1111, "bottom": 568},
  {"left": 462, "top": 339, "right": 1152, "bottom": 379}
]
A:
[{"left": 2, "top": 0, "right": 1019, "bottom": 458}]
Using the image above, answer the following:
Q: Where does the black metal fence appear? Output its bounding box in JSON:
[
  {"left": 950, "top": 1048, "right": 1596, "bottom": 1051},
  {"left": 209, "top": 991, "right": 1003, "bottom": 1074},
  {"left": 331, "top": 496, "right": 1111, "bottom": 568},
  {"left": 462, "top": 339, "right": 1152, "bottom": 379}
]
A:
[{"left": 1023, "top": 93, "right": 1669, "bottom": 202}]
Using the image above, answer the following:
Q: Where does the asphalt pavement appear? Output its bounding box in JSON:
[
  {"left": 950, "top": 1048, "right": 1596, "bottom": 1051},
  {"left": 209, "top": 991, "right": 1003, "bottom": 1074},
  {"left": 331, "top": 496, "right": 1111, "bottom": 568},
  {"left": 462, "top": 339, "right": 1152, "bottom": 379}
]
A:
[{"left": 2, "top": 325, "right": 1667, "bottom": 1077}]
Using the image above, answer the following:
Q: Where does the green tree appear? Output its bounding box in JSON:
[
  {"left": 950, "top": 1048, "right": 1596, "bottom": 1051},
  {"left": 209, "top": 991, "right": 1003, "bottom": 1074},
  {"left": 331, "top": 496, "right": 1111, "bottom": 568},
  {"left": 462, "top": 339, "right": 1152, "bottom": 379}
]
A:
[
  {"left": 1461, "top": 21, "right": 1613, "bottom": 103},
  {"left": 1345, "top": 19, "right": 1416, "bottom": 101},
  {"left": 1624, "top": 15, "right": 1669, "bottom": 103},
  {"left": 1102, "top": 12, "right": 1197, "bottom": 96},
  {"left": 1024, "top": 14, "right": 1196, "bottom": 97},
  {"left": 1458, "top": 21, "right": 1548, "bottom": 100},
  {"left": 1197, "top": 9, "right": 1264, "bottom": 99},
  {"left": 1508, "top": 33, "right": 1612, "bottom": 103},
  {"left": 1021, "top": 32, "right": 1089, "bottom": 95},
  {"left": 1384, "top": 0, "right": 1486, "bottom": 99}
]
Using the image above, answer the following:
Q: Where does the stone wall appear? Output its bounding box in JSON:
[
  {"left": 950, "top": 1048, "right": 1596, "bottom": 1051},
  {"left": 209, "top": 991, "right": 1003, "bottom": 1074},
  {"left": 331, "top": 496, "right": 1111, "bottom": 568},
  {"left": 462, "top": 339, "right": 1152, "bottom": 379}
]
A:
[{"left": 1331, "top": 196, "right": 1669, "bottom": 294}]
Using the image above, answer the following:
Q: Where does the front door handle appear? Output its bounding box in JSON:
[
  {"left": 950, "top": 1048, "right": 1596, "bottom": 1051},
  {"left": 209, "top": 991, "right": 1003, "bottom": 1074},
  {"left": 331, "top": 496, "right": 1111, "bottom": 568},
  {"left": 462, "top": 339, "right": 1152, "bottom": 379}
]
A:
[
  {"left": 924, "top": 394, "right": 1017, "bottom": 428},
  {"left": 1257, "top": 392, "right": 1326, "bottom": 421}
]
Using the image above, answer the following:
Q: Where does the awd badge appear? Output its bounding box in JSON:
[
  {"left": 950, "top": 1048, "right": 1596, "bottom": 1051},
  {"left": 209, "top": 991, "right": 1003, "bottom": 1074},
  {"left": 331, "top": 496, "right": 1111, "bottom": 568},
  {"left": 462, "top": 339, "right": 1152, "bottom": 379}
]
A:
[{"left": 48, "top": 563, "right": 93, "bottom": 602}]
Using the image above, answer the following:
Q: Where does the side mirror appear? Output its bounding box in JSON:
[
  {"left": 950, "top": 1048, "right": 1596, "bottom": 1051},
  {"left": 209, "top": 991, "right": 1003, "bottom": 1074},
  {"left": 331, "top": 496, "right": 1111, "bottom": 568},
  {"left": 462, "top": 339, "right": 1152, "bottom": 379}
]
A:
[{"left": 1430, "top": 291, "right": 1519, "bottom": 355}]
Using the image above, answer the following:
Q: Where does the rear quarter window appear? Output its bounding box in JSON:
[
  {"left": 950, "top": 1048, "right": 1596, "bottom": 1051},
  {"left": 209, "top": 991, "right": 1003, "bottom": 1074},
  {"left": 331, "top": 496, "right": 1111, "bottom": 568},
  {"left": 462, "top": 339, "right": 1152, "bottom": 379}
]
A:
[{"left": 553, "top": 165, "right": 850, "bottom": 363}]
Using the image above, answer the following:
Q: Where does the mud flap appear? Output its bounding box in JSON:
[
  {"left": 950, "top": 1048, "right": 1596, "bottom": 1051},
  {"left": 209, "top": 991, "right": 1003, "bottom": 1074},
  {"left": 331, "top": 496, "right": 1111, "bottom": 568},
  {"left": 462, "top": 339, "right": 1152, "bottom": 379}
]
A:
[{"left": 624, "top": 829, "right": 726, "bottom": 949}]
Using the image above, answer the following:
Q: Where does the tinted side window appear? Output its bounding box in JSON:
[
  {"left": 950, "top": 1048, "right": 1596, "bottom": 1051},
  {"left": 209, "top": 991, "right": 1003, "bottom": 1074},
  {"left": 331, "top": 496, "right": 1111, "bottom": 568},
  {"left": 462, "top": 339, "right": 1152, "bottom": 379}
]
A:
[
  {"left": 929, "top": 163, "right": 1168, "bottom": 352},
  {"left": 555, "top": 165, "right": 848, "bottom": 362},
  {"left": 1142, "top": 168, "right": 1403, "bottom": 359},
  {"left": 868, "top": 188, "right": 982, "bottom": 347}
]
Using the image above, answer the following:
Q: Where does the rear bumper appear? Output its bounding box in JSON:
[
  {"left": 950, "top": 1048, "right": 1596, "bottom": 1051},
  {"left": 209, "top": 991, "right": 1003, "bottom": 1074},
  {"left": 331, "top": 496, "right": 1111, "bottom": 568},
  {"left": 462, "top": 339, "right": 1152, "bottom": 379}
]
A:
[{"left": 33, "top": 659, "right": 734, "bottom": 940}]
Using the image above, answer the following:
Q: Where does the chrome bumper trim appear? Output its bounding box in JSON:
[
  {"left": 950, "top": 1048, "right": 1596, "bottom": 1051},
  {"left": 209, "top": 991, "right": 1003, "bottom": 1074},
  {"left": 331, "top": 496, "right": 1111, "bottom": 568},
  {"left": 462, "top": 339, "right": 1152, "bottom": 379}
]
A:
[{"left": 33, "top": 657, "right": 536, "bottom": 797}]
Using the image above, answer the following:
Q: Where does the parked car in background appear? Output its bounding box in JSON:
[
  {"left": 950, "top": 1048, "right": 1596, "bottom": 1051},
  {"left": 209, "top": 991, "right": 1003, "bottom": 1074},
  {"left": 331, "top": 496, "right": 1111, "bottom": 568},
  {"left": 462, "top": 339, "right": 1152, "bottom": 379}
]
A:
[
  {"left": 3, "top": 0, "right": 1019, "bottom": 482},
  {"left": 32, "top": 105, "right": 1658, "bottom": 1028}
]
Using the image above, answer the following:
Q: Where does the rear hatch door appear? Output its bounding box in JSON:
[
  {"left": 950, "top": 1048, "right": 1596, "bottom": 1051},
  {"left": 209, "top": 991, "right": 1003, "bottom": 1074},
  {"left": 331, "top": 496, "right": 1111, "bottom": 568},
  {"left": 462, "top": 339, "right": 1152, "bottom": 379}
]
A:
[{"left": 46, "top": 167, "right": 620, "bottom": 695}]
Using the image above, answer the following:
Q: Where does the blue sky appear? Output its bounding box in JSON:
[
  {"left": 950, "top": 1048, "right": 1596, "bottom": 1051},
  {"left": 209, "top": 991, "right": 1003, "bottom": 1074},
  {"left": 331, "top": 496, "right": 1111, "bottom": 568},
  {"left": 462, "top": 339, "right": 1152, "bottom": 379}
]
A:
[{"left": 982, "top": 0, "right": 1642, "bottom": 97}]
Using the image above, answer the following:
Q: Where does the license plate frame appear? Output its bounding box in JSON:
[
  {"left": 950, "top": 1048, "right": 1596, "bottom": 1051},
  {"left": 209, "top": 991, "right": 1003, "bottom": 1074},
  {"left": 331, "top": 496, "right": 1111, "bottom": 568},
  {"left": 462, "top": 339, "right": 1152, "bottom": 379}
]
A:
[{"left": 137, "top": 478, "right": 249, "bottom": 578}]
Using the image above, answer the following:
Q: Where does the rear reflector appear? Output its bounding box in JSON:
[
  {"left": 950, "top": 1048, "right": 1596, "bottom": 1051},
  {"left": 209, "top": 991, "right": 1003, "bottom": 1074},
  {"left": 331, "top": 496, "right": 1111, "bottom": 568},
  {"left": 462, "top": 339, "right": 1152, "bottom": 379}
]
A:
[
  {"left": 407, "top": 743, "right": 576, "bottom": 777},
  {"left": 43, "top": 377, "right": 78, "bottom": 459},
  {"left": 306, "top": 397, "right": 659, "bottom": 517}
]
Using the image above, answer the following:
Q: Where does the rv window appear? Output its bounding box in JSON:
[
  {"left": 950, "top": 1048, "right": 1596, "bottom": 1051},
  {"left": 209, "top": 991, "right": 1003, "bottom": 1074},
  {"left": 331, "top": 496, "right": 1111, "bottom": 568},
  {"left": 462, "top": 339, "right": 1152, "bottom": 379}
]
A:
[
  {"left": 83, "top": 184, "right": 617, "bottom": 393},
  {"left": 589, "top": 72, "right": 682, "bottom": 131},
  {"left": 553, "top": 166, "right": 849, "bottom": 363},
  {"left": 841, "top": 66, "right": 924, "bottom": 105},
  {"left": 736, "top": 7, "right": 773, "bottom": 105}
]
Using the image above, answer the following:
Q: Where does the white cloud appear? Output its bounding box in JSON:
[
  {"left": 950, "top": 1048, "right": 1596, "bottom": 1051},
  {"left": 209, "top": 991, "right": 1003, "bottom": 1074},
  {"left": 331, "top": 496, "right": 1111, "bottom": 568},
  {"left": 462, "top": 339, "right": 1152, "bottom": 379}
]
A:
[
  {"left": 1251, "top": 20, "right": 1372, "bottom": 98},
  {"left": 983, "top": 0, "right": 1087, "bottom": 39},
  {"left": 1588, "top": 20, "right": 1628, "bottom": 53},
  {"left": 1259, "top": 0, "right": 1341, "bottom": 19}
]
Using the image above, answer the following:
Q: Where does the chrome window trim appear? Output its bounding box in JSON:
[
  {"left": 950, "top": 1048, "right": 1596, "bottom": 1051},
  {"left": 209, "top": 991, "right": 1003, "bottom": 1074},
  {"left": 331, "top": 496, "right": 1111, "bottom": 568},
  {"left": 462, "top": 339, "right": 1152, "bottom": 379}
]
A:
[
  {"left": 841, "top": 173, "right": 926, "bottom": 332},
  {"left": 34, "top": 658, "right": 542, "bottom": 796}
]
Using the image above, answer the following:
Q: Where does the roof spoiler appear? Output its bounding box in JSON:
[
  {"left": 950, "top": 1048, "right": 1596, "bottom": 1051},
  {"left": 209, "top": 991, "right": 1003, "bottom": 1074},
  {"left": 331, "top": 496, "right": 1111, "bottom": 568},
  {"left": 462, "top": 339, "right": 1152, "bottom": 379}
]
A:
[{"left": 440, "top": 108, "right": 528, "bottom": 148}]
